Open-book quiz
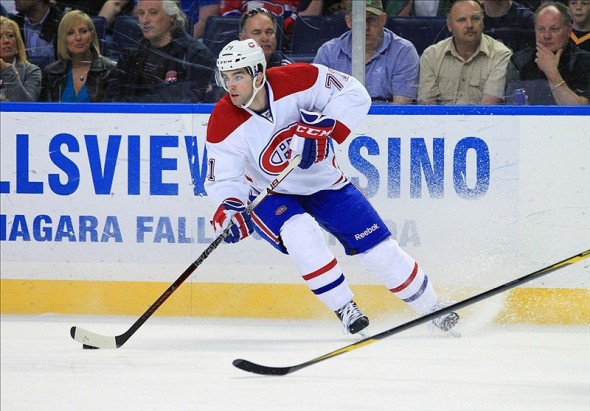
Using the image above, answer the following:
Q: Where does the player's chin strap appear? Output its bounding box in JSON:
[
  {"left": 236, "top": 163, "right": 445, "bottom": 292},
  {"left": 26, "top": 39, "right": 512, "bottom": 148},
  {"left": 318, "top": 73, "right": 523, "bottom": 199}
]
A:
[{"left": 240, "top": 72, "right": 267, "bottom": 109}]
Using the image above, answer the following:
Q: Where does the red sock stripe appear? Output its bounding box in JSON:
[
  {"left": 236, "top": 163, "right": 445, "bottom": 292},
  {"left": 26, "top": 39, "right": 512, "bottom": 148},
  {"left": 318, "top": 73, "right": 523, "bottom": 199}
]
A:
[
  {"left": 302, "top": 258, "right": 338, "bottom": 281},
  {"left": 389, "top": 262, "right": 418, "bottom": 293}
]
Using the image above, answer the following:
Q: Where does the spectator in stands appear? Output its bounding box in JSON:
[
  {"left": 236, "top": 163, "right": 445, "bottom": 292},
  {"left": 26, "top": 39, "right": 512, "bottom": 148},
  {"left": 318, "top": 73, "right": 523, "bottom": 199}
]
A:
[
  {"left": 519, "top": 0, "right": 543, "bottom": 12},
  {"left": 9, "top": 0, "right": 64, "bottom": 63},
  {"left": 384, "top": 0, "right": 412, "bottom": 16},
  {"left": 569, "top": 0, "right": 590, "bottom": 50},
  {"left": 484, "top": 0, "right": 535, "bottom": 52},
  {"left": 318, "top": 0, "right": 350, "bottom": 15},
  {"left": 506, "top": 1, "right": 590, "bottom": 104},
  {"left": 105, "top": 0, "right": 215, "bottom": 102},
  {"left": 0, "top": 15, "right": 41, "bottom": 100},
  {"left": 314, "top": 0, "right": 419, "bottom": 103},
  {"left": 411, "top": 0, "right": 451, "bottom": 17},
  {"left": 186, "top": 0, "right": 220, "bottom": 39},
  {"left": 57, "top": 1, "right": 137, "bottom": 28},
  {"left": 418, "top": 0, "right": 512, "bottom": 104},
  {"left": 299, "top": 1, "right": 358, "bottom": 16},
  {"left": 40, "top": 10, "right": 116, "bottom": 101},
  {"left": 328, "top": 0, "right": 409, "bottom": 16},
  {"left": 1, "top": 1, "right": 15, "bottom": 16},
  {"left": 219, "top": 1, "right": 322, "bottom": 41},
  {"left": 98, "top": 0, "right": 137, "bottom": 27},
  {"left": 239, "top": 7, "right": 292, "bottom": 67}
]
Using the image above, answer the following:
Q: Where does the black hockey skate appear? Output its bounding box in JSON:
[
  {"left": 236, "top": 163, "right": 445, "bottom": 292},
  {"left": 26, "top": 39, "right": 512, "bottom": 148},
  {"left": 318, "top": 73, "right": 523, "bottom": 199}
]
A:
[{"left": 335, "top": 300, "right": 370, "bottom": 334}]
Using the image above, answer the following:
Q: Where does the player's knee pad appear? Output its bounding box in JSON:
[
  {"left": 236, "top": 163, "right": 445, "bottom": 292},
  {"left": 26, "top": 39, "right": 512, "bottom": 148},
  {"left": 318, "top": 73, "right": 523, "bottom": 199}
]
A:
[
  {"left": 281, "top": 213, "right": 331, "bottom": 260},
  {"left": 356, "top": 237, "right": 415, "bottom": 284},
  {"left": 282, "top": 213, "right": 352, "bottom": 311}
]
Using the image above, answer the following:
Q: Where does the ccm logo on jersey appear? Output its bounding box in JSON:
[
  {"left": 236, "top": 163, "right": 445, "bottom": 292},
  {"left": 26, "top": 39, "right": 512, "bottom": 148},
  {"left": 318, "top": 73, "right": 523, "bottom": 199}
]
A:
[{"left": 295, "top": 124, "right": 332, "bottom": 139}]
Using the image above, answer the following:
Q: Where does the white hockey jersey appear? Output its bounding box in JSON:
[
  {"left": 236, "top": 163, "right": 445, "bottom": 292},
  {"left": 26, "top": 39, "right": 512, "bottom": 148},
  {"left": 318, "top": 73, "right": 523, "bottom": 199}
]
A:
[{"left": 205, "top": 63, "right": 371, "bottom": 206}]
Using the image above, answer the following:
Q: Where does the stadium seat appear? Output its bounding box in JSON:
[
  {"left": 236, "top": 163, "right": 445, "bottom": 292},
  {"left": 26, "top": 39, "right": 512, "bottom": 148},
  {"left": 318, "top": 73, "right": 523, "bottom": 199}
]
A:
[
  {"left": 202, "top": 16, "right": 240, "bottom": 59},
  {"left": 203, "top": 15, "right": 284, "bottom": 59},
  {"left": 185, "top": 14, "right": 194, "bottom": 36},
  {"left": 386, "top": 17, "right": 450, "bottom": 56},
  {"left": 106, "top": 15, "right": 143, "bottom": 60},
  {"left": 28, "top": 55, "right": 53, "bottom": 71},
  {"left": 90, "top": 15, "right": 107, "bottom": 54},
  {"left": 289, "top": 15, "right": 348, "bottom": 62},
  {"left": 91, "top": 15, "right": 107, "bottom": 40}
]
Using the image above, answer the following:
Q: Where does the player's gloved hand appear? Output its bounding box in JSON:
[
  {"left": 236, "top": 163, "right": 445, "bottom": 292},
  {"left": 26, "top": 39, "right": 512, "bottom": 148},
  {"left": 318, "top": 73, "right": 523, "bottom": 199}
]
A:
[
  {"left": 290, "top": 109, "right": 335, "bottom": 169},
  {"left": 211, "top": 198, "right": 254, "bottom": 243}
]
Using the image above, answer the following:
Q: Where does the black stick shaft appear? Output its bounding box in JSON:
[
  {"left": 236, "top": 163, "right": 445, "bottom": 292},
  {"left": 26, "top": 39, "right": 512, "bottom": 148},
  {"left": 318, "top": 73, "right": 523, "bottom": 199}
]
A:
[
  {"left": 115, "top": 234, "right": 227, "bottom": 347},
  {"left": 72, "top": 155, "right": 302, "bottom": 349},
  {"left": 233, "top": 248, "right": 590, "bottom": 375}
]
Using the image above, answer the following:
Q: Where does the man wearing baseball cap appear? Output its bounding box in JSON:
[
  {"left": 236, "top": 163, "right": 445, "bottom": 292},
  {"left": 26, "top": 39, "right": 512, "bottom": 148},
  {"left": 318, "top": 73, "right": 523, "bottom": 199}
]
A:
[
  {"left": 314, "top": 0, "right": 420, "bottom": 103},
  {"left": 349, "top": 0, "right": 388, "bottom": 15}
]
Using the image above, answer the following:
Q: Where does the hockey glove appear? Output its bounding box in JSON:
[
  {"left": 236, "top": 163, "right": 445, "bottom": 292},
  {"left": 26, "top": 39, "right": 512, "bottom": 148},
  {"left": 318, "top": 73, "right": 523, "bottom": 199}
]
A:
[
  {"left": 211, "top": 198, "right": 254, "bottom": 244},
  {"left": 290, "top": 109, "right": 335, "bottom": 169}
]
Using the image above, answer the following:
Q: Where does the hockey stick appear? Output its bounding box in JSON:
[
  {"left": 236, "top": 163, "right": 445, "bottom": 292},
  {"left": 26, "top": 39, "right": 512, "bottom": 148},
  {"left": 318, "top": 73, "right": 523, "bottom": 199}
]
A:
[
  {"left": 233, "top": 248, "right": 590, "bottom": 376},
  {"left": 70, "top": 154, "right": 302, "bottom": 349}
]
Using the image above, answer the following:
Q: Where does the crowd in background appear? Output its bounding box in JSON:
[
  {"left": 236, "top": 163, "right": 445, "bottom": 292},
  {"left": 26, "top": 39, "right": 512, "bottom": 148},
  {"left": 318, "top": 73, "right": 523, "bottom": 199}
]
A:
[{"left": 0, "top": 0, "right": 588, "bottom": 104}]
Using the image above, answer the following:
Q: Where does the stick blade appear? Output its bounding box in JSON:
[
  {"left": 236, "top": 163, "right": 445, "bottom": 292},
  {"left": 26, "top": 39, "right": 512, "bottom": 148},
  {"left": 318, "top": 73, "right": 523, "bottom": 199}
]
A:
[
  {"left": 70, "top": 326, "right": 118, "bottom": 349},
  {"left": 232, "top": 359, "right": 297, "bottom": 376}
]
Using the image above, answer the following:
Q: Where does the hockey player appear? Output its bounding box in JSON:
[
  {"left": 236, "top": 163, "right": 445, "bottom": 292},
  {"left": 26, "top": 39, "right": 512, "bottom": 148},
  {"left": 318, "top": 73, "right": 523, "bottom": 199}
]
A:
[{"left": 205, "top": 39, "right": 459, "bottom": 335}]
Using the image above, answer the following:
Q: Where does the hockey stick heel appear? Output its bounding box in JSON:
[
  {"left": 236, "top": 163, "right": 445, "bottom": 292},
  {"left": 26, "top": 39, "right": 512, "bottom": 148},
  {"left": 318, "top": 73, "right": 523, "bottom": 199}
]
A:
[{"left": 70, "top": 327, "right": 99, "bottom": 349}]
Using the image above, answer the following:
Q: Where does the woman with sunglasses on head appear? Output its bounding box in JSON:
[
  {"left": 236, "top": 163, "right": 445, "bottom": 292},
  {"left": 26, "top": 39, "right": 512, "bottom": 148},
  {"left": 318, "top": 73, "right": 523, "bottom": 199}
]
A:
[
  {"left": 0, "top": 15, "right": 42, "bottom": 101},
  {"left": 40, "top": 9, "right": 116, "bottom": 102}
]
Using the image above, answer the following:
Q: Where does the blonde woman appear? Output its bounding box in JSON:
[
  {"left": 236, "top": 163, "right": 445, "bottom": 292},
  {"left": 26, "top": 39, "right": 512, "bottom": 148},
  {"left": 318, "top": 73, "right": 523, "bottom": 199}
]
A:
[
  {"left": 0, "top": 16, "right": 41, "bottom": 101},
  {"left": 41, "top": 10, "right": 116, "bottom": 102}
]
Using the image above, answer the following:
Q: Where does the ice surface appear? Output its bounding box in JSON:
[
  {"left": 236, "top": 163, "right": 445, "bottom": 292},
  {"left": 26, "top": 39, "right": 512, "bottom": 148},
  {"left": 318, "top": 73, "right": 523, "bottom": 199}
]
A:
[{"left": 1, "top": 313, "right": 589, "bottom": 411}]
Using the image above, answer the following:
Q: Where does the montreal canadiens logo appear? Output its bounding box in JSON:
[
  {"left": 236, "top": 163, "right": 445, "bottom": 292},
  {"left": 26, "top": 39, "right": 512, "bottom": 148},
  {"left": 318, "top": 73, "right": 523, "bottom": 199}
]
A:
[
  {"left": 259, "top": 123, "right": 297, "bottom": 174},
  {"left": 275, "top": 205, "right": 287, "bottom": 215}
]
